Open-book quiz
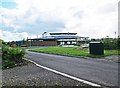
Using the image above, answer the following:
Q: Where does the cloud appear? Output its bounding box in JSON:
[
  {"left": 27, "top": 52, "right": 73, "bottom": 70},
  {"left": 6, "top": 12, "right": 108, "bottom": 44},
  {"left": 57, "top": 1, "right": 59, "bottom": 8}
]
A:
[
  {"left": 60, "top": 0, "right": 118, "bottom": 38},
  {"left": 17, "top": 19, "right": 65, "bottom": 34},
  {"left": 0, "top": 0, "right": 119, "bottom": 41},
  {"left": 0, "top": 29, "right": 37, "bottom": 42}
]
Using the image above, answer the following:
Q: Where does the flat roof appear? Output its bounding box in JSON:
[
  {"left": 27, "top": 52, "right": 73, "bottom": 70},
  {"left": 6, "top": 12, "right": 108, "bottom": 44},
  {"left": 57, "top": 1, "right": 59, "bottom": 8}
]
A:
[
  {"left": 50, "top": 33, "right": 77, "bottom": 35},
  {"left": 28, "top": 36, "right": 89, "bottom": 40},
  {"left": 28, "top": 37, "right": 56, "bottom": 40}
]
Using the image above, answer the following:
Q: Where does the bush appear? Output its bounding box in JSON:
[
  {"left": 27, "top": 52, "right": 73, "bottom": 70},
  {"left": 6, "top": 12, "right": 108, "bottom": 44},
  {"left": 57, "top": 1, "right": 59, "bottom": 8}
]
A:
[
  {"left": 118, "top": 38, "right": 120, "bottom": 50},
  {"left": 2, "top": 46, "right": 25, "bottom": 69},
  {"left": 102, "top": 38, "right": 118, "bottom": 50}
]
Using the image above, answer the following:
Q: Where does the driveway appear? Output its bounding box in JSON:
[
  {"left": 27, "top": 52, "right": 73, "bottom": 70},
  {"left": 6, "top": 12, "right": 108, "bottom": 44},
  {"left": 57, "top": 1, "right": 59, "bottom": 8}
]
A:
[{"left": 26, "top": 51, "right": 118, "bottom": 87}]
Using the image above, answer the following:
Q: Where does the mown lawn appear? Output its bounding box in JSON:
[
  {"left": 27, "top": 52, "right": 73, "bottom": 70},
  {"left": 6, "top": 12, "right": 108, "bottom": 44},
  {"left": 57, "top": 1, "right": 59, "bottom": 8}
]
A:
[{"left": 30, "top": 46, "right": 119, "bottom": 58}]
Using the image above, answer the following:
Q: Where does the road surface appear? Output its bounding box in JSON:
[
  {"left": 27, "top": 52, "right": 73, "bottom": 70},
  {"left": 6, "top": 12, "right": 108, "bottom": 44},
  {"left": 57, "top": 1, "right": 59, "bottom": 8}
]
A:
[{"left": 26, "top": 50, "right": 118, "bottom": 87}]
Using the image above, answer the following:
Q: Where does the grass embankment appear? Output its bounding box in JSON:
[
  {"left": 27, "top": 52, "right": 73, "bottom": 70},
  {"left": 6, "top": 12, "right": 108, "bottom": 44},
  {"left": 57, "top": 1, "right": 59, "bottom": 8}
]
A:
[{"left": 30, "top": 46, "right": 119, "bottom": 58}]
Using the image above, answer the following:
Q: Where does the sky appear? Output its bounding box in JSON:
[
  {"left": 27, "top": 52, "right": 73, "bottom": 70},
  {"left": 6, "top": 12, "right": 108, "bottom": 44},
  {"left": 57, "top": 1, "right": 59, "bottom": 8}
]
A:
[{"left": 0, "top": 0, "right": 119, "bottom": 42}]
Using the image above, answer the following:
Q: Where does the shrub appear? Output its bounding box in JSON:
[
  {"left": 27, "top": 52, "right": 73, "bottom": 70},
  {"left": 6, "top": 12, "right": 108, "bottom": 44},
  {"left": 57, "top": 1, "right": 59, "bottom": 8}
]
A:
[
  {"left": 118, "top": 38, "right": 120, "bottom": 50},
  {"left": 2, "top": 46, "right": 25, "bottom": 69},
  {"left": 102, "top": 38, "right": 118, "bottom": 50}
]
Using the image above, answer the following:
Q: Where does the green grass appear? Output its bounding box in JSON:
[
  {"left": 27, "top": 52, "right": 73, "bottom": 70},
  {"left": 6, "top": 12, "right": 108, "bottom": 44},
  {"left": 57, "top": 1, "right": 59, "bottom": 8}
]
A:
[{"left": 30, "top": 46, "right": 119, "bottom": 58}]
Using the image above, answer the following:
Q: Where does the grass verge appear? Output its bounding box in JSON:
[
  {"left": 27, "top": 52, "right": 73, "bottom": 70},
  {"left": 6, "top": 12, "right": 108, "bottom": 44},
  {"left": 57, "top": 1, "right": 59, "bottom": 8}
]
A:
[{"left": 30, "top": 46, "right": 119, "bottom": 58}]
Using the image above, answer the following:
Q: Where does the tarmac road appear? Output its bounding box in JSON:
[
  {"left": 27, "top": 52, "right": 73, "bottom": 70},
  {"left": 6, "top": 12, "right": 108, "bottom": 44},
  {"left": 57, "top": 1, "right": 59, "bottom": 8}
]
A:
[{"left": 26, "top": 50, "right": 118, "bottom": 87}]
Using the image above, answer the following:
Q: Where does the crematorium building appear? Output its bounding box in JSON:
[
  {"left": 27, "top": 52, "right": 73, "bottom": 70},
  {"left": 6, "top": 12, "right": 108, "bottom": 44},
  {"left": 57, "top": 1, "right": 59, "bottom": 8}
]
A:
[{"left": 28, "top": 32, "right": 89, "bottom": 46}]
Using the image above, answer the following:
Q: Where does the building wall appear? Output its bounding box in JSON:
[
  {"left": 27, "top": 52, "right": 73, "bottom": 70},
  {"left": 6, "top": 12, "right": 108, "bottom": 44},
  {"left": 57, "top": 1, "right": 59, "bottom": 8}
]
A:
[{"left": 29, "top": 41, "right": 57, "bottom": 46}]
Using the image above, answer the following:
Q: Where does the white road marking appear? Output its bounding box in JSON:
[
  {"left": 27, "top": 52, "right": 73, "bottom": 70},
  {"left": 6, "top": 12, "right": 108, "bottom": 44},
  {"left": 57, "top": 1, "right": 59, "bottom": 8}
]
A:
[{"left": 24, "top": 58, "right": 101, "bottom": 87}]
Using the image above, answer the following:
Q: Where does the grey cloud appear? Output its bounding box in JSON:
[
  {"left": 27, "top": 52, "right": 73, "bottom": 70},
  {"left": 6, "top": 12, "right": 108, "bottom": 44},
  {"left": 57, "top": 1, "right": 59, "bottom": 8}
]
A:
[
  {"left": 74, "top": 11, "right": 84, "bottom": 18},
  {"left": 96, "top": 3, "right": 117, "bottom": 14},
  {"left": 17, "top": 18, "right": 65, "bottom": 34},
  {"left": 69, "top": 7, "right": 85, "bottom": 18}
]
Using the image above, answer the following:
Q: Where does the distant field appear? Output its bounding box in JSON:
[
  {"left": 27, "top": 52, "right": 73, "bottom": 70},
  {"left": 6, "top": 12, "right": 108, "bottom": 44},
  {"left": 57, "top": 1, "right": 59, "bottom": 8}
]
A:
[{"left": 30, "top": 46, "right": 119, "bottom": 58}]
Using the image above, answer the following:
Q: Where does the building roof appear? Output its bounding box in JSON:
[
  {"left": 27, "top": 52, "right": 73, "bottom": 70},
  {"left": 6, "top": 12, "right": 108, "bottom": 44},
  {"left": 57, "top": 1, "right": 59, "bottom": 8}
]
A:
[
  {"left": 50, "top": 36, "right": 78, "bottom": 39},
  {"left": 50, "top": 33, "right": 77, "bottom": 35},
  {"left": 28, "top": 32, "right": 89, "bottom": 40},
  {"left": 28, "top": 36, "right": 89, "bottom": 40},
  {"left": 28, "top": 37, "right": 56, "bottom": 40}
]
